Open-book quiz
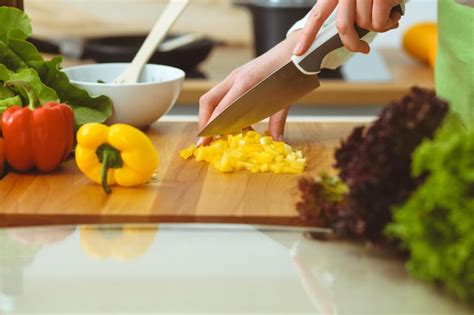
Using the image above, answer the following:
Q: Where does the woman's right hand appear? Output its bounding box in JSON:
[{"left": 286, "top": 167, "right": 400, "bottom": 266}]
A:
[
  {"left": 198, "top": 31, "right": 302, "bottom": 145},
  {"left": 293, "top": 0, "right": 403, "bottom": 56}
]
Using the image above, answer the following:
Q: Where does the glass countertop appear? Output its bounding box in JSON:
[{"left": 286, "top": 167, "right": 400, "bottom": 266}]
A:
[{"left": 0, "top": 224, "right": 469, "bottom": 314}]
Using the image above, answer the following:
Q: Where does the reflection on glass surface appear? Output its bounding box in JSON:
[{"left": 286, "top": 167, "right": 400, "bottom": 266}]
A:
[
  {"left": 0, "top": 224, "right": 469, "bottom": 314},
  {"left": 80, "top": 225, "right": 159, "bottom": 262},
  {"left": 0, "top": 226, "right": 75, "bottom": 314}
]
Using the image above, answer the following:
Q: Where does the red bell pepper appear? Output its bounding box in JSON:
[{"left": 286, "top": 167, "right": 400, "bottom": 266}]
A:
[
  {"left": 0, "top": 137, "right": 5, "bottom": 177},
  {"left": 1, "top": 81, "right": 74, "bottom": 173}
]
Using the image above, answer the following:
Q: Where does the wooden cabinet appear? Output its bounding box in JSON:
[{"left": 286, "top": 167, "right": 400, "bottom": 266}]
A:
[{"left": 0, "top": 0, "right": 23, "bottom": 9}]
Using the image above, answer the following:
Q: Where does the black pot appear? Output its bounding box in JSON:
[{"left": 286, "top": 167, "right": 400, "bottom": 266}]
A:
[
  {"left": 235, "top": 0, "right": 314, "bottom": 56},
  {"left": 81, "top": 34, "right": 216, "bottom": 72}
]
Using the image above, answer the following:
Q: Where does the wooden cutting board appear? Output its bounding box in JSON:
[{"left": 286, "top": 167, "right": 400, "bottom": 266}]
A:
[{"left": 0, "top": 122, "right": 359, "bottom": 227}]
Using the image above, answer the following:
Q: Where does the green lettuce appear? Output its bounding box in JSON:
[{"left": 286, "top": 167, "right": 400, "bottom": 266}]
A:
[
  {"left": 0, "top": 82, "right": 15, "bottom": 99},
  {"left": 0, "top": 6, "right": 112, "bottom": 127},
  {"left": 34, "top": 57, "right": 112, "bottom": 126},
  {"left": 0, "top": 95, "right": 21, "bottom": 115},
  {"left": 0, "top": 6, "right": 31, "bottom": 42},
  {"left": 0, "top": 41, "right": 27, "bottom": 70},
  {"left": 386, "top": 116, "right": 474, "bottom": 302},
  {"left": 0, "top": 64, "right": 59, "bottom": 105}
]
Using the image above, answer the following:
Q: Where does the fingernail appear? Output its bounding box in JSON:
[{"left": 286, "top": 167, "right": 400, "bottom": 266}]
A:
[
  {"left": 278, "top": 135, "right": 284, "bottom": 142},
  {"left": 293, "top": 43, "right": 302, "bottom": 55}
]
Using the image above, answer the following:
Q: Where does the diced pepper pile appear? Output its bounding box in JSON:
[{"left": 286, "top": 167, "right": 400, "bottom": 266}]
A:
[{"left": 180, "top": 131, "right": 306, "bottom": 174}]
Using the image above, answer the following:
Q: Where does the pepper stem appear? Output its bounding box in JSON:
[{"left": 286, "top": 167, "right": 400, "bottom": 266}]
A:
[
  {"left": 96, "top": 144, "right": 123, "bottom": 194},
  {"left": 5, "top": 80, "right": 41, "bottom": 110},
  {"left": 100, "top": 149, "right": 113, "bottom": 194}
]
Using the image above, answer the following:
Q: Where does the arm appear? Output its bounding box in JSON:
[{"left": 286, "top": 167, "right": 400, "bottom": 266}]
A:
[{"left": 197, "top": 1, "right": 403, "bottom": 144}]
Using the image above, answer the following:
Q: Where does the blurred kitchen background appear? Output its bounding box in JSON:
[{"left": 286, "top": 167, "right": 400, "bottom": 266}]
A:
[{"left": 22, "top": 0, "right": 437, "bottom": 118}]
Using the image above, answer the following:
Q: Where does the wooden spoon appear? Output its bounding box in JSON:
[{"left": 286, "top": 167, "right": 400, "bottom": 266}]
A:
[{"left": 113, "top": 0, "right": 190, "bottom": 84}]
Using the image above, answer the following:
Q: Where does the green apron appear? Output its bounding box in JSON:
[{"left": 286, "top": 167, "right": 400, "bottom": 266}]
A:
[{"left": 436, "top": 1, "right": 474, "bottom": 121}]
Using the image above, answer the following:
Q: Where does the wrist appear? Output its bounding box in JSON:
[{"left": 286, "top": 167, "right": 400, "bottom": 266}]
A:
[
  {"left": 278, "top": 29, "right": 303, "bottom": 57},
  {"left": 287, "top": 29, "right": 302, "bottom": 44},
  {"left": 252, "top": 29, "right": 303, "bottom": 72}
]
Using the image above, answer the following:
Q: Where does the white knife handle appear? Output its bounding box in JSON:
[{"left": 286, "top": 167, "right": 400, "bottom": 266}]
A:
[
  {"left": 291, "top": 4, "right": 404, "bottom": 75},
  {"left": 291, "top": 22, "right": 369, "bottom": 75}
]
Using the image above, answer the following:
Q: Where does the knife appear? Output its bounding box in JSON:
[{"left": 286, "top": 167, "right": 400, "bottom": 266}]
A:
[{"left": 198, "top": 6, "right": 403, "bottom": 137}]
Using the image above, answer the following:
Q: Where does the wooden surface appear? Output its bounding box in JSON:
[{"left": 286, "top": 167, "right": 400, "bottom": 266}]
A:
[
  {"left": 0, "top": 0, "right": 23, "bottom": 9},
  {"left": 0, "top": 122, "right": 358, "bottom": 228}
]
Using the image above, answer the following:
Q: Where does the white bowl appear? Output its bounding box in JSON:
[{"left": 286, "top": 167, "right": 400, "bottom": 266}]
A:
[{"left": 63, "top": 63, "right": 185, "bottom": 128}]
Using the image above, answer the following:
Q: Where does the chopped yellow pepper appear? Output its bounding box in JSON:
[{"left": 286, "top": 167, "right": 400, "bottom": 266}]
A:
[
  {"left": 180, "top": 131, "right": 306, "bottom": 174},
  {"left": 76, "top": 123, "right": 159, "bottom": 193},
  {"left": 180, "top": 144, "right": 197, "bottom": 160}
]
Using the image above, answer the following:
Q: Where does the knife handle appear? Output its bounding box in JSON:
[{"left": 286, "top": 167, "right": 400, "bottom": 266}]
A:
[{"left": 291, "top": 4, "right": 404, "bottom": 75}]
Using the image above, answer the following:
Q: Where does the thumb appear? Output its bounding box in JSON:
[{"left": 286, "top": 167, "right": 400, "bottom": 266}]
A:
[{"left": 268, "top": 107, "right": 290, "bottom": 141}]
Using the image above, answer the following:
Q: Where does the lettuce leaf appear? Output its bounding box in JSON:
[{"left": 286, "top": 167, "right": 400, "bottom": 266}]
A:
[
  {"left": 33, "top": 57, "right": 112, "bottom": 126},
  {"left": 0, "top": 41, "right": 27, "bottom": 71},
  {"left": 0, "top": 95, "right": 21, "bottom": 114},
  {"left": 0, "top": 7, "right": 112, "bottom": 127},
  {"left": 0, "top": 6, "right": 31, "bottom": 42},
  {"left": 7, "top": 32, "right": 43, "bottom": 67},
  {"left": 386, "top": 116, "right": 474, "bottom": 302},
  {"left": 0, "top": 64, "right": 59, "bottom": 105},
  {"left": 6, "top": 33, "right": 112, "bottom": 125},
  {"left": 0, "top": 82, "right": 15, "bottom": 99}
]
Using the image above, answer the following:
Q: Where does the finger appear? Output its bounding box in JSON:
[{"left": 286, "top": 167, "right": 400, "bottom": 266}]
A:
[
  {"left": 337, "top": 0, "right": 370, "bottom": 53},
  {"left": 204, "top": 77, "right": 267, "bottom": 139},
  {"left": 197, "top": 76, "right": 235, "bottom": 146},
  {"left": 198, "top": 76, "right": 234, "bottom": 130},
  {"left": 355, "top": 0, "right": 373, "bottom": 30},
  {"left": 293, "top": 0, "right": 338, "bottom": 56},
  {"left": 372, "top": 0, "right": 398, "bottom": 31},
  {"left": 385, "top": 22, "right": 399, "bottom": 32},
  {"left": 208, "top": 80, "right": 254, "bottom": 124},
  {"left": 196, "top": 136, "right": 212, "bottom": 147},
  {"left": 388, "top": 9, "right": 402, "bottom": 26},
  {"left": 198, "top": 83, "right": 254, "bottom": 146},
  {"left": 268, "top": 107, "right": 290, "bottom": 141}
]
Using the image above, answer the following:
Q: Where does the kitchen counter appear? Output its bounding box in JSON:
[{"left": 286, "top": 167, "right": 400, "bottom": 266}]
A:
[
  {"left": 0, "top": 223, "right": 469, "bottom": 314},
  {"left": 179, "top": 46, "right": 435, "bottom": 106},
  {"left": 55, "top": 46, "right": 434, "bottom": 108},
  {"left": 28, "top": 0, "right": 434, "bottom": 107}
]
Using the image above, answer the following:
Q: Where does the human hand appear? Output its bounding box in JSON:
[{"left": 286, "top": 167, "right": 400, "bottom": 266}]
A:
[
  {"left": 197, "top": 32, "right": 302, "bottom": 146},
  {"left": 293, "top": 0, "right": 403, "bottom": 56}
]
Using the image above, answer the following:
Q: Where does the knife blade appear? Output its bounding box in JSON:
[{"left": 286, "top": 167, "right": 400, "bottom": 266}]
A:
[
  {"left": 198, "top": 5, "right": 403, "bottom": 137},
  {"left": 198, "top": 62, "right": 321, "bottom": 136}
]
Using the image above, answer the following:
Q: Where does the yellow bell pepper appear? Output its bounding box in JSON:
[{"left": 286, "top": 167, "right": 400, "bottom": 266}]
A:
[
  {"left": 180, "top": 130, "right": 306, "bottom": 174},
  {"left": 76, "top": 123, "right": 159, "bottom": 193}
]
